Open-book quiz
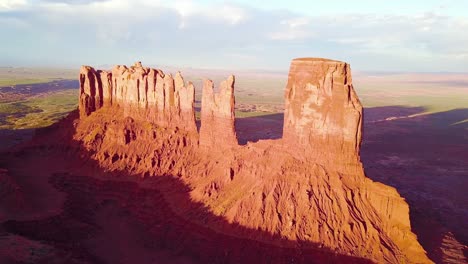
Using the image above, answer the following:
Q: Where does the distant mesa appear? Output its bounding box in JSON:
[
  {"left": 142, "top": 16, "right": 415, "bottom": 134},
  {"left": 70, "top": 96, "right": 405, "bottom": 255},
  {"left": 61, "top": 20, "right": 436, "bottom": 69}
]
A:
[{"left": 76, "top": 58, "right": 432, "bottom": 263}]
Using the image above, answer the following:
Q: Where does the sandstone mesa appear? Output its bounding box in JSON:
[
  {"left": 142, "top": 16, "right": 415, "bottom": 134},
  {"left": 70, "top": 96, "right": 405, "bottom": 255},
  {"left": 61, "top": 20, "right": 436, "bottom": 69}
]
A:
[{"left": 75, "top": 59, "right": 432, "bottom": 263}]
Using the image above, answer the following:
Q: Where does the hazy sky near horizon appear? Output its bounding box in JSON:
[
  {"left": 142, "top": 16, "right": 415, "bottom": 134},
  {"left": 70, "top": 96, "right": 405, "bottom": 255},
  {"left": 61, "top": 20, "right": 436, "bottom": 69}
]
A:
[{"left": 1, "top": 0, "right": 468, "bottom": 72}]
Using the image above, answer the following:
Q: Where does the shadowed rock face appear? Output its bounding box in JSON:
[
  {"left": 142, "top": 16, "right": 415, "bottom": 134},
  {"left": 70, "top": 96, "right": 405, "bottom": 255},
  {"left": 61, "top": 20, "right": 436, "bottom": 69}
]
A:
[{"left": 76, "top": 59, "right": 432, "bottom": 264}]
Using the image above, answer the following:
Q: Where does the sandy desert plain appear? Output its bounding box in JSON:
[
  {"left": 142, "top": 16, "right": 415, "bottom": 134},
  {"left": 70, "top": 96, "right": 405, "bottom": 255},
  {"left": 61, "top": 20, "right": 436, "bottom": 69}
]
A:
[{"left": 0, "top": 65, "right": 467, "bottom": 263}]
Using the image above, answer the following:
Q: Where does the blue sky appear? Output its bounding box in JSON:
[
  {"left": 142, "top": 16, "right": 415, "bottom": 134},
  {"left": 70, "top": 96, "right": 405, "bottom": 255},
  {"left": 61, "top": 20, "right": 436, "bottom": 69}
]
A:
[{"left": 1, "top": 0, "right": 467, "bottom": 72}]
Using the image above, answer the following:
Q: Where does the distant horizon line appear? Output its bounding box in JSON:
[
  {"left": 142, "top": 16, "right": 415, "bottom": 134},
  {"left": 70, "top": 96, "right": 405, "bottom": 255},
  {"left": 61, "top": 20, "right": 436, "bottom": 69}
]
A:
[{"left": 0, "top": 65, "right": 466, "bottom": 75}]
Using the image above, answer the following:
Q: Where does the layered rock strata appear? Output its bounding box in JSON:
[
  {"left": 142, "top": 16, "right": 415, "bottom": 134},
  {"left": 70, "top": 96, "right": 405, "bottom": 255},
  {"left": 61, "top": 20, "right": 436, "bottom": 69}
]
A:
[
  {"left": 76, "top": 59, "right": 432, "bottom": 263},
  {"left": 79, "top": 62, "right": 198, "bottom": 133},
  {"left": 199, "top": 76, "right": 237, "bottom": 147},
  {"left": 283, "top": 58, "right": 362, "bottom": 162}
]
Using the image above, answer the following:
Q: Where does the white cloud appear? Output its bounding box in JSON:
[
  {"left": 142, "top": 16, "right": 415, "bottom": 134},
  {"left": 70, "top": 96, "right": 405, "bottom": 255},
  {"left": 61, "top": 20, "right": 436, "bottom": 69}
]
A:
[
  {"left": 281, "top": 17, "right": 309, "bottom": 28},
  {"left": 170, "top": 0, "right": 247, "bottom": 28},
  {"left": 0, "top": 0, "right": 28, "bottom": 11},
  {"left": 269, "top": 30, "right": 309, "bottom": 41},
  {"left": 34, "top": 0, "right": 247, "bottom": 29},
  {"left": 218, "top": 5, "right": 246, "bottom": 25},
  {"left": 270, "top": 17, "right": 312, "bottom": 40},
  {"left": 0, "top": 0, "right": 467, "bottom": 71},
  {"left": 328, "top": 13, "right": 467, "bottom": 54}
]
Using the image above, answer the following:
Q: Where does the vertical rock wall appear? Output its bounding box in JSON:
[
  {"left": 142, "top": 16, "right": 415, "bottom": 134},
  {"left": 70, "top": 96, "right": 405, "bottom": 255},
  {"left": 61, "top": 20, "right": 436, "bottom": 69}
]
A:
[
  {"left": 80, "top": 59, "right": 362, "bottom": 155},
  {"left": 199, "top": 76, "right": 237, "bottom": 147},
  {"left": 283, "top": 58, "right": 362, "bottom": 162},
  {"left": 79, "top": 66, "right": 100, "bottom": 117},
  {"left": 80, "top": 63, "right": 237, "bottom": 145},
  {"left": 79, "top": 62, "right": 198, "bottom": 133},
  {"left": 80, "top": 59, "right": 363, "bottom": 153}
]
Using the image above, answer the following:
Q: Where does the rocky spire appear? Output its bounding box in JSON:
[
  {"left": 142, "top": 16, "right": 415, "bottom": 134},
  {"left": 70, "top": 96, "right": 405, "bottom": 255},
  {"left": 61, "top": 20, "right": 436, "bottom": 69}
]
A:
[
  {"left": 199, "top": 76, "right": 237, "bottom": 147},
  {"left": 79, "top": 66, "right": 100, "bottom": 118}
]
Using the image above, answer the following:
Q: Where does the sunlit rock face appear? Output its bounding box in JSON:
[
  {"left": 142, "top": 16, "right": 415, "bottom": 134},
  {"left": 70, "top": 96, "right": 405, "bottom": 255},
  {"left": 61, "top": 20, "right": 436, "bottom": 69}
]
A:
[
  {"left": 76, "top": 60, "right": 432, "bottom": 264},
  {"left": 79, "top": 62, "right": 197, "bottom": 132},
  {"left": 199, "top": 76, "right": 237, "bottom": 147},
  {"left": 283, "top": 58, "right": 362, "bottom": 163}
]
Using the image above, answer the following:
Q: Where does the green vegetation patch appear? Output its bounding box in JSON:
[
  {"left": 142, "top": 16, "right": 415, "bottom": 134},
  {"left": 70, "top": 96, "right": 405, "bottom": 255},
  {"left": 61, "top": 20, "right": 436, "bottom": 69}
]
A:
[
  {"left": 0, "top": 78, "right": 52, "bottom": 87},
  {"left": 0, "top": 90, "right": 77, "bottom": 130}
]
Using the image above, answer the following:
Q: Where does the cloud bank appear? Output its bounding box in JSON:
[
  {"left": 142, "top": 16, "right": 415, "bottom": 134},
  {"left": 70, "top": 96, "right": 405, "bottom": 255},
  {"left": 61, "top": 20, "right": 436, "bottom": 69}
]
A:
[{"left": 0, "top": 0, "right": 467, "bottom": 71}]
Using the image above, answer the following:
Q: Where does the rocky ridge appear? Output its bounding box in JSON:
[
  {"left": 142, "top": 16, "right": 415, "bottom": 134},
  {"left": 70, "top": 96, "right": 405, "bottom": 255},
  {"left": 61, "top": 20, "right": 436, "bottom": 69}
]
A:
[{"left": 75, "top": 59, "right": 432, "bottom": 263}]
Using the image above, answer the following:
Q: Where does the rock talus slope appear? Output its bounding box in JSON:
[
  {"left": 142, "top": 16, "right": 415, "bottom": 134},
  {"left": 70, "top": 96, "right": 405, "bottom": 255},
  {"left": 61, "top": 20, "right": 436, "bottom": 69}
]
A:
[{"left": 75, "top": 58, "right": 432, "bottom": 263}]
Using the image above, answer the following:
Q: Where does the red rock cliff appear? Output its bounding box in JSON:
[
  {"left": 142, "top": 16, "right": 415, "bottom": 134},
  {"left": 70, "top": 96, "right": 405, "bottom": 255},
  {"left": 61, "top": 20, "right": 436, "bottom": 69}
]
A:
[
  {"left": 283, "top": 58, "right": 362, "bottom": 162},
  {"left": 199, "top": 76, "right": 237, "bottom": 147},
  {"left": 75, "top": 60, "right": 432, "bottom": 264},
  {"left": 79, "top": 62, "right": 197, "bottom": 132}
]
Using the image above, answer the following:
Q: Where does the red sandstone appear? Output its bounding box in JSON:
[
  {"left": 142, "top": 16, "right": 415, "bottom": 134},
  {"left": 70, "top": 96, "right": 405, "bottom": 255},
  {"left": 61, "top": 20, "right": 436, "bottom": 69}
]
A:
[{"left": 75, "top": 58, "right": 433, "bottom": 263}]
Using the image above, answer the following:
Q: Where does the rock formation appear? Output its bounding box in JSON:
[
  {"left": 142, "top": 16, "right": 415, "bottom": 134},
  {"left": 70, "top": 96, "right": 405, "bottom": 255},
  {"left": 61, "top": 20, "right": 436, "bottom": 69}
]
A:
[
  {"left": 78, "top": 66, "right": 99, "bottom": 117},
  {"left": 199, "top": 76, "right": 237, "bottom": 147},
  {"left": 79, "top": 62, "right": 197, "bottom": 132},
  {"left": 75, "top": 59, "right": 432, "bottom": 263},
  {"left": 283, "top": 58, "right": 362, "bottom": 162}
]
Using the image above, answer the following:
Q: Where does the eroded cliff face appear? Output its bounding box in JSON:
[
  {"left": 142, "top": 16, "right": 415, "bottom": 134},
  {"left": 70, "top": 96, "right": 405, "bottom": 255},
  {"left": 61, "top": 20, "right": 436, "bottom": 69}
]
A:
[
  {"left": 80, "top": 62, "right": 197, "bottom": 132},
  {"left": 283, "top": 58, "right": 362, "bottom": 163},
  {"left": 75, "top": 59, "right": 432, "bottom": 263},
  {"left": 200, "top": 76, "right": 237, "bottom": 147}
]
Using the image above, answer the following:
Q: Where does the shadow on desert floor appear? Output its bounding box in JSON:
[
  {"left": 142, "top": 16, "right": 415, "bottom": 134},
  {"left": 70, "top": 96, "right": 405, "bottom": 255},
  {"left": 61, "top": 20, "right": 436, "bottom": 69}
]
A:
[
  {"left": 1, "top": 106, "right": 466, "bottom": 263},
  {"left": 0, "top": 80, "right": 78, "bottom": 95},
  {"left": 0, "top": 111, "right": 371, "bottom": 264},
  {"left": 235, "top": 113, "right": 283, "bottom": 145},
  {"left": 361, "top": 106, "right": 468, "bottom": 263},
  {"left": 0, "top": 129, "right": 35, "bottom": 151}
]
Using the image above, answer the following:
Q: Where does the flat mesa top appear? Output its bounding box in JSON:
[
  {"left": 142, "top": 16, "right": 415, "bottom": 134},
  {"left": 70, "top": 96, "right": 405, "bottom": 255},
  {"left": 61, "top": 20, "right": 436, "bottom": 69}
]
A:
[{"left": 293, "top": 57, "right": 345, "bottom": 64}]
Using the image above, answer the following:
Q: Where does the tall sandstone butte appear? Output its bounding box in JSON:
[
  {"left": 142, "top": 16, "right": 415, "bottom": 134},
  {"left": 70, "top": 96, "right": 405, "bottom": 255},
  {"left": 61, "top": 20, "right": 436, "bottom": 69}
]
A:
[
  {"left": 76, "top": 59, "right": 432, "bottom": 264},
  {"left": 283, "top": 58, "right": 362, "bottom": 162}
]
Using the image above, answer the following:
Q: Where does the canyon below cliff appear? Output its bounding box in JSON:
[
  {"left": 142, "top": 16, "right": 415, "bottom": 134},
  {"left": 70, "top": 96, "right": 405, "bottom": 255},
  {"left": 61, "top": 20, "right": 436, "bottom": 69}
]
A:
[{"left": 0, "top": 59, "right": 466, "bottom": 264}]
